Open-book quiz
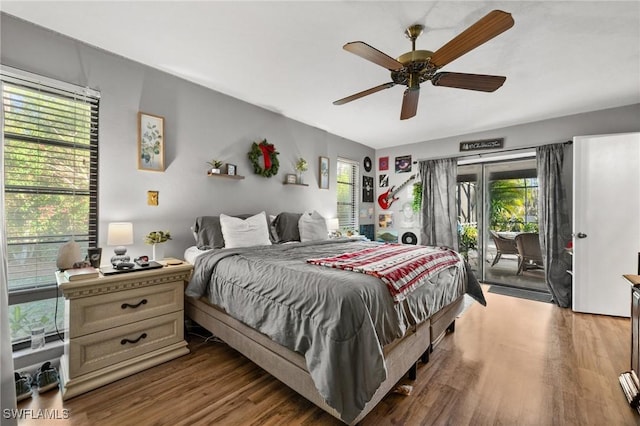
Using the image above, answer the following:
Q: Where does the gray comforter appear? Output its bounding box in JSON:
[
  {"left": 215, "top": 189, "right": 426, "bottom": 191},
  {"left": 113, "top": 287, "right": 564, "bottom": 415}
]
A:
[{"left": 185, "top": 239, "right": 484, "bottom": 423}]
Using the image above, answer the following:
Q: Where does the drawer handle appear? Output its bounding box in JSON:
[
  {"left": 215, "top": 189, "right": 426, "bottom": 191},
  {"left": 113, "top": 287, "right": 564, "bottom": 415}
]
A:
[
  {"left": 121, "top": 333, "right": 147, "bottom": 345},
  {"left": 121, "top": 299, "right": 148, "bottom": 310}
]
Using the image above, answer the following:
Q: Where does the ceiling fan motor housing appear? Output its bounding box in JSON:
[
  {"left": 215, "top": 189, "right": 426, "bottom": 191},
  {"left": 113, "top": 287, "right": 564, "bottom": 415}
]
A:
[{"left": 391, "top": 50, "right": 438, "bottom": 87}]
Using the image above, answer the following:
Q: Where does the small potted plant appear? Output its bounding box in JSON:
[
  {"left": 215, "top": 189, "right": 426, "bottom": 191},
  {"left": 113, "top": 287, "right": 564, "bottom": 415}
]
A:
[
  {"left": 144, "top": 230, "right": 171, "bottom": 261},
  {"left": 295, "top": 157, "right": 308, "bottom": 184},
  {"left": 207, "top": 160, "right": 223, "bottom": 175}
]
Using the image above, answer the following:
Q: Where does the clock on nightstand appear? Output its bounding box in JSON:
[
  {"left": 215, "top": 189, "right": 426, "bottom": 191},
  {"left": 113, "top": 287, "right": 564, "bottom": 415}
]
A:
[{"left": 56, "top": 262, "right": 193, "bottom": 400}]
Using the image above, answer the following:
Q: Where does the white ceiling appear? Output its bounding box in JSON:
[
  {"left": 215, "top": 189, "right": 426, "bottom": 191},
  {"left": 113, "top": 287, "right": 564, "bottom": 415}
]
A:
[{"left": 3, "top": 1, "right": 639, "bottom": 149}]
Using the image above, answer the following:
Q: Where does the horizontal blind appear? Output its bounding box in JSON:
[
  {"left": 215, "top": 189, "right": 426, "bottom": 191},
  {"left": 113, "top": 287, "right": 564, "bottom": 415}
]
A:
[
  {"left": 336, "top": 158, "right": 359, "bottom": 231},
  {"left": 2, "top": 77, "right": 99, "bottom": 291}
]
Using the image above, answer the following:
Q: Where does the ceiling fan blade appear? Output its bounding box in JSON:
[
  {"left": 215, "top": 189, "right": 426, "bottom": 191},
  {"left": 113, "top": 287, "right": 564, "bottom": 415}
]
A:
[
  {"left": 400, "top": 87, "right": 420, "bottom": 120},
  {"left": 343, "top": 42, "right": 404, "bottom": 71},
  {"left": 430, "top": 10, "right": 514, "bottom": 68},
  {"left": 333, "top": 82, "right": 395, "bottom": 105},
  {"left": 432, "top": 72, "right": 506, "bottom": 92}
]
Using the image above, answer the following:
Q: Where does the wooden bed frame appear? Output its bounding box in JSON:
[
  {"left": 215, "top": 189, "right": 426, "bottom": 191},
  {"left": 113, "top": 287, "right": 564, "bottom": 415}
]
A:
[{"left": 184, "top": 294, "right": 465, "bottom": 425}]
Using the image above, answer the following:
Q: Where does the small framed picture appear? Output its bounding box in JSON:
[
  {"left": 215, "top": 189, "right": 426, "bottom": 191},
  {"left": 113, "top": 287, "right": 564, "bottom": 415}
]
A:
[
  {"left": 379, "top": 156, "right": 389, "bottom": 171},
  {"left": 138, "top": 112, "right": 165, "bottom": 172},
  {"left": 226, "top": 164, "right": 236, "bottom": 176},
  {"left": 147, "top": 190, "right": 159, "bottom": 206},
  {"left": 285, "top": 173, "right": 297, "bottom": 184},
  {"left": 319, "top": 156, "right": 330, "bottom": 189}
]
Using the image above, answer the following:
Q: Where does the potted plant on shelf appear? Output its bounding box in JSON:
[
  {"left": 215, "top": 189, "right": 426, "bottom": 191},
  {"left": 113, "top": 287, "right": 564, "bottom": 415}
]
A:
[
  {"left": 144, "top": 230, "right": 171, "bottom": 261},
  {"left": 207, "top": 160, "right": 223, "bottom": 175},
  {"left": 295, "top": 157, "right": 308, "bottom": 184}
]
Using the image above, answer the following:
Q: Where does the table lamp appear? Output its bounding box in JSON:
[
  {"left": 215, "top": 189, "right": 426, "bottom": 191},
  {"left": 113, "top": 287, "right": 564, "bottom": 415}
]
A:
[
  {"left": 107, "top": 222, "right": 134, "bottom": 266},
  {"left": 326, "top": 218, "right": 340, "bottom": 237}
]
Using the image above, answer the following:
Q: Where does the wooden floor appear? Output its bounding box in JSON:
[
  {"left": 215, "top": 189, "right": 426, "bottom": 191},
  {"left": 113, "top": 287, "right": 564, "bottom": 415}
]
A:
[{"left": 18, "top": 288, "right": 639, "bottom": 425}]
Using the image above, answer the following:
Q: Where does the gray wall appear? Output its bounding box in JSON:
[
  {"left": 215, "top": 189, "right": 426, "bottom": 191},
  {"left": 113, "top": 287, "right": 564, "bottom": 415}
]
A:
[
  {"left": 377, "top": 103, "right": 640, "bottom": 162},
  {"left": 0, "top": 13, "right": 375, "bottom": 260}
]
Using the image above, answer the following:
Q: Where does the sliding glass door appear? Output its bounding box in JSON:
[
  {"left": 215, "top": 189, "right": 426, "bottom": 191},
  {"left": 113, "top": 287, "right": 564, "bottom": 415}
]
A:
[
  {"left": 457, "top": 157, "right": 547, "bottom": 292},
  {"left": 457, "top": 164, "right": 482, "bottom": 275}
]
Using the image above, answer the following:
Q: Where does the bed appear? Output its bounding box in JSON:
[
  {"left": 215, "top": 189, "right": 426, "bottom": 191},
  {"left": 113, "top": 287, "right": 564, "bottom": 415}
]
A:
[{"left": 183, "top": 212, "right": 485, "bottom": 424}]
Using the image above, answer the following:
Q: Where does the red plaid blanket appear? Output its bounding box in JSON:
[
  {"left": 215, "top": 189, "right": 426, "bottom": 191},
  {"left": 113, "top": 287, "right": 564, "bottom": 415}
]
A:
[{"left": 307, "top": 244, "right": 461, "bottom": 302}]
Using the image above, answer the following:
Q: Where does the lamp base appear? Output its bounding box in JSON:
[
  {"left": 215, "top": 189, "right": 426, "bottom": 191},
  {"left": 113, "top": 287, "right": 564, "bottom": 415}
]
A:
[{"left": 111, "top": 246, "right": 130, "bottom": 266}]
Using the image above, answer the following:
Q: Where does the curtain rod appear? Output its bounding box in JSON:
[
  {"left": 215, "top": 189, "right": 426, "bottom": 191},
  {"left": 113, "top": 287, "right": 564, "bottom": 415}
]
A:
[{"left": 412, "top": 140, "right": 572, "bottom": 164}]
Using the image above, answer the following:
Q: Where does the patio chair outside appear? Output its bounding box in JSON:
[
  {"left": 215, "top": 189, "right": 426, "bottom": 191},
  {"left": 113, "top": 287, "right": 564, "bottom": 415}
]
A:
[
  {"left": 515, "top": 232, "right": 544, "bottom": 275},
  {"left": 489, "top": 230, "right": 519, "bottom": 267}
]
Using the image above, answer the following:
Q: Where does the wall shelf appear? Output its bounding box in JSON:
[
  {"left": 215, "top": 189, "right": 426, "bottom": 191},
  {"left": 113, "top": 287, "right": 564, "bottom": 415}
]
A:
[
  {"left": 283, "top": 182, "right": 308, "bottom": 187},
  {"left": 208, "top": 173, "right": 245, "bottom": 180}
]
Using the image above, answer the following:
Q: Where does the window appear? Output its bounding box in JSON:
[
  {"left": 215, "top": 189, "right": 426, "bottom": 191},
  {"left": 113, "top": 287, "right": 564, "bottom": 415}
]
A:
[
  {"left": 336, "top": 158, "right": 359, "bottom": 231},
  {"left": 489, "top": 172, "right": 539, "bottom": 232},
  {"left": 1, "top": 67, "right": 99, "bottom": 347}
]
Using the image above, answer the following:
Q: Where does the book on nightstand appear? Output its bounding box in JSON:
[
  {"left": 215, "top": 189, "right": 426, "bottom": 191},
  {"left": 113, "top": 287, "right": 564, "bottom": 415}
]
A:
[{"left": 64, "top": 266, "right": 100, "bottom": 281}]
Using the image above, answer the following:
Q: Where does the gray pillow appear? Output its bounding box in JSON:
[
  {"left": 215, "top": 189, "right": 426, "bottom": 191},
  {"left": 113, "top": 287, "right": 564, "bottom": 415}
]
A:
[
  {"left": 195, "top": 214, "right": 254, "bottom": 249},
  {"left": 273, "top": 212, "right": 302, "bottom": 243}
]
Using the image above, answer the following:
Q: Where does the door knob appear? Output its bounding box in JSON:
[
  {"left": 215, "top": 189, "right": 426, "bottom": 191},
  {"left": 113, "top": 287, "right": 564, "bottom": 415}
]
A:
[{"left": 576, "top": 232, "right": 587, "bottom": 239}]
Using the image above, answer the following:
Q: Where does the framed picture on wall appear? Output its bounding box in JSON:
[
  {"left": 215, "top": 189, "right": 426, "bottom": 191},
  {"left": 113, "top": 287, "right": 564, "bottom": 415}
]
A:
[
  {"left": 138, "top": 112, "right": 165, "bottom": 172},
  {"left": 285, "top": 173, "right": 297, "bottom": 184},
  {"left": 379, "top": 156, "right": 389, "bottom": 171},
  {"left": 226, "top": 164, "right": 237, "bottom": 176},
  {"left": 395, "top": 155, "right": 412, "bottom": 173},
  {"left": 319, "top": 156, "right": 330, "bottom": 189},
  {"left": 362, "top": 175, "right": 374, "bottom": 202}
]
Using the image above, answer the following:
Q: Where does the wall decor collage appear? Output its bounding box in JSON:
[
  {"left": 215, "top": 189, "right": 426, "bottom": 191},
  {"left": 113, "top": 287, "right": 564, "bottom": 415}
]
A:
[{"left": 375, "top": 155, "right": 418, "bottom": 244}]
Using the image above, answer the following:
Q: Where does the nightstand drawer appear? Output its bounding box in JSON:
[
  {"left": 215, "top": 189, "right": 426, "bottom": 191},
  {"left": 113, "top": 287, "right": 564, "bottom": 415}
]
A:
[
  {"left": 68, "top": 311, "right": 184, "bottom": 378},
  {"left": 69, "top": 281, "right": 183, "bottom": 338}
]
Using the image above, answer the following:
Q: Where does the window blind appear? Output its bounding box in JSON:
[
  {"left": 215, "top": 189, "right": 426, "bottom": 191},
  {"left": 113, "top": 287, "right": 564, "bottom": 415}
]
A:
[
  {"left": 2, "top": 72, "right": 99, "bottom": 292},
  {"left": 336, "top": 158, "right": 359, "bottom": 231}
]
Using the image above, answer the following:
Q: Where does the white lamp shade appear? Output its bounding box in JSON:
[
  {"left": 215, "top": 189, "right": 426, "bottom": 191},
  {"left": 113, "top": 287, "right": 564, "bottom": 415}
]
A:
[
  {"left": 326, "top": 218, "right": 340, "bottom": 232},
  {"left": 107, "top": 222, "right": 134, "bottom": 246}
]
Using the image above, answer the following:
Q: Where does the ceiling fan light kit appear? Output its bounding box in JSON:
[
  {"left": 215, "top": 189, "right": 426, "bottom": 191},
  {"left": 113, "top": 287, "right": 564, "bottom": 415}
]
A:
[{"left": 334, "top": 10, "right": 515, "bottom": 120}]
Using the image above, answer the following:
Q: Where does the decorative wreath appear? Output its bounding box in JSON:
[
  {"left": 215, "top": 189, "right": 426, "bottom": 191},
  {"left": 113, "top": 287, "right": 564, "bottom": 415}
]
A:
[{"left": 248, "top": 139, "right": 279, "bottom": 177}]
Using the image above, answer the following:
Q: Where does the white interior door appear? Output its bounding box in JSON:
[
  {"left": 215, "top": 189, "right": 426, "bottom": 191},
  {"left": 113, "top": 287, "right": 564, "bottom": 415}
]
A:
[{"left": 573, "top": 132, "right": 640, "bottom": 316}]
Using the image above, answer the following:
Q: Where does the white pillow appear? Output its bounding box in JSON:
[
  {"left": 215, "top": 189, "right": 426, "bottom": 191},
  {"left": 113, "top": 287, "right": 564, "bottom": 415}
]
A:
[
  {"left": 219, "top": 211, "right": 273, "bottom": 248},
  {"left": 298, "top": 210, "right": 329, "bottom": 242}
]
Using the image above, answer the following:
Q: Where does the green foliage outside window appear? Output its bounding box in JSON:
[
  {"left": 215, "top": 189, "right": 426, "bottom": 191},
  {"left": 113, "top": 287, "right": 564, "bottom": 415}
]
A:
[
  {"left": 489, "top": 178, "right": 539, "bottom": 232},
  {"left": 412, "top": 182, "right": 422, "bottom": 213},
  {"left": 9, "top": 299, "right": 64, "bottom": 343},
  {"left": 458, "top": 223, "right": 478, "bottom": 259},
  {"left": 3, "top": 78, "right": 98, "bottom": 345}
]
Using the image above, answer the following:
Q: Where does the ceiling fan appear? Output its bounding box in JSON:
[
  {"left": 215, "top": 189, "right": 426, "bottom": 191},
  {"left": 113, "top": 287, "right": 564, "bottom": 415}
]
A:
[{"left": 333, "top": 10, "right": 515, "bottom": 120}]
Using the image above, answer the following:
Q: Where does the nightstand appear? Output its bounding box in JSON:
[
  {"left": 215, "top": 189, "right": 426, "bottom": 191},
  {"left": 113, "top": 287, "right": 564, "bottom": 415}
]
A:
[{"left": 56, "top": 262, "right": 193, "bottom": 400}]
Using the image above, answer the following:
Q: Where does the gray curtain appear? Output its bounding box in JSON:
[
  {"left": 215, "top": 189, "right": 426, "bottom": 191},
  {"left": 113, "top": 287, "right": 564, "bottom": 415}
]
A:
[
  {"left": 419, "top": 158, "right": 459, "bottom": 251},
  {"left": 537, "top": 143, "right": 573, "bottom": 307}
]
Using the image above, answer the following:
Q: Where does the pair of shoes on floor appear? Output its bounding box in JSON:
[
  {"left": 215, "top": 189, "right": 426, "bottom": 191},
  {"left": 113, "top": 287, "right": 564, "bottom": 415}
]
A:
[{"left": 14, "top": 362, "right": 60, "bottom": 402}]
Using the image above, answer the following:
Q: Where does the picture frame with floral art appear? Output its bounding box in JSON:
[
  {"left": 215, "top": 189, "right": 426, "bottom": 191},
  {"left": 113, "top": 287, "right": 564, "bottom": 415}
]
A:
[
  {"left": 319, "top": 156, "right": 330, "bottom": 189},
  {"left": 138, "top": 112, "right": 165, "bottom": 172}
]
